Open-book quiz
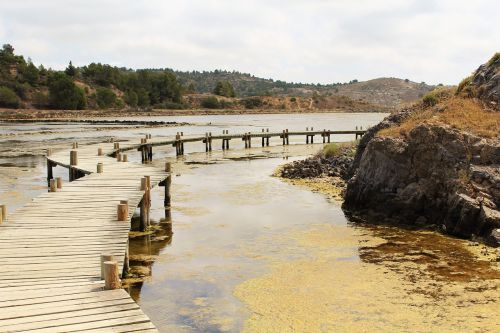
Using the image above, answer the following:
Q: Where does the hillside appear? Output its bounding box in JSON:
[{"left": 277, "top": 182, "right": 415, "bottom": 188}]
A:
[
  {"left": 330, "top": 78, "right": 435, "bottom": 109},
  {"left": 0, "top": 43, "right": 429, "bottom": 112},
  {"left": 176, "top": 70, "right": 435, "bottom": 108}
]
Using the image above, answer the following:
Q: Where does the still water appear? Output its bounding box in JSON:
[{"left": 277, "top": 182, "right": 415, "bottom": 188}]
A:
[{"left": 0, "top": 112, "right": 498, "bottom": 332}]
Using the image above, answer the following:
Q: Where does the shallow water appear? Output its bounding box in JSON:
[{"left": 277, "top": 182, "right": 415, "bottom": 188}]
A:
[{"left": 0, "top": 112, "right": 498, "bottom": 332}]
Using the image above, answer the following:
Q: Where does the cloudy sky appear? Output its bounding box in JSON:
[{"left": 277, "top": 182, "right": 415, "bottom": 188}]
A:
[{"left": 0, "top": 0, "right": 498, "bottom": 85}]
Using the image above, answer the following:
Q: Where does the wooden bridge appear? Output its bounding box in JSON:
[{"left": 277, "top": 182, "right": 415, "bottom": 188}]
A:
[{"left": 0, "top": 127, "right": 364, "bottom": 332}]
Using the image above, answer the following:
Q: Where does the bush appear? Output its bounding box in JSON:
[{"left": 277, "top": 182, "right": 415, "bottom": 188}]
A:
[
  {"left": 422, "top": 92, "right": 438, "bottom": 107},
  {"left": 290, "top": 97, "right": 296, "bottom": 102},
  {"left": 456, "top": 76, "right": 472, "bottom": 95},
  {"left": 96, "top": 87, "right": 116, "bottom": 109},
  {"left": 242, "top": 97, "right": 263, "bottom": 109},
  {"left": 32, "top": 91, "right": 49, "bottom": 109},
  {"left": 322, "top": 143, "right": 339, "bottom": 158},
  {"left": 49, "top": 73, "right": 86, "bottom": 109},
  {"left": 201, "top": 96, "right": 220, "bottom": 109},
  {"left": 0, "top": 86, "right": 20, "bottom": 108}
]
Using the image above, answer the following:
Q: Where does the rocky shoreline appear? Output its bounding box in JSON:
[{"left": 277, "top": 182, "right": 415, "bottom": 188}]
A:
[{"left": 280, "top": 55, "right": 500, "bottom": 247}]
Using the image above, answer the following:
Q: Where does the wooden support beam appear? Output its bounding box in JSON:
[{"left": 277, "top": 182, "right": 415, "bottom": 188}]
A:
[
  {"left": 122, "top": 154, "right": 128, "bottom": 162},
  {"left": 97, "top": 162, "right": 103, "bottom": 173},
  {"left": 98, "top": 147, "right": 103, "bottom": 156},
  {"left": 103, "top": 261, "right": 121, "bottom": 290}
]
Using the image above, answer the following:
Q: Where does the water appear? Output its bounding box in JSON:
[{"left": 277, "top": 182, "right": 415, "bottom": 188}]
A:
[{"left": 1, "top": 112, "right": 498, "bottom": 332}]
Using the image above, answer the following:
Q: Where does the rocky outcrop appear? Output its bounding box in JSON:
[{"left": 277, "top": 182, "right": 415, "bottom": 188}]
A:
[
  {"left": 280, "top": 148, "right": 354, "bottom": 180},
  {"left": 343, "top": 124, "right": 500, "bottom": 245},
  {"left": 471, "top": 53, "right": 500, "bottom": 109}
]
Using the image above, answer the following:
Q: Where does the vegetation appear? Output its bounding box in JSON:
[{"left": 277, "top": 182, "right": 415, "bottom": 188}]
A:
[
  {"left": 213, "top": 81, "right": 235, "bottom": 97},
  {"left": 0, "top": 44, "right": 183, "bottom": 110},
  {"left": 322, "top": 143, "right": 340, "bottom": 158},
  {"left": 0, "top": 86, "right": 20, "bottom": 108},
  {"left": 201, "top": 96, "right": 220, "bottom": 109},
  {"left": 379, "top": 94, "right": 498, "bottom": 139}
]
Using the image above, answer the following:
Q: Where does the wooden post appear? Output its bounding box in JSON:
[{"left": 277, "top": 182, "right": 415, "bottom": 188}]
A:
[
  {"left": 46, "top": 148, "right": 53, "bottom": 157},
  {"left": 103, "top": 261, "right": 121, "bottom": 290},
  {"left": 98, "top": 148, "right": 103, "bottom": 156},
  {"left": 208, "top": 133, "right": 212, "bottom": 151},
  {"left": 322, "top": 129, "right": 326, "bottom": 143},
  {"left": 282, "top": 130, "right": 286, "bottom": 145},
  {"left": 123, "top": 243, "right": 130, "bottom": 277},
  {"left": 49, "top": 179, "right": 57, "bottom": 192},
  {"left": 47, "top": 160, "right": 53, "bottom": 183},
  {"left": 248, "top": 133, "right": 252, "bottom": 148},
  {"left": 117, "top": 153, "right": 122, "bottom": 162},
  {"left": 100, "top": 254, "right": 114, "bottom": 279},
  {"left": 97, "top": 162, "right": 103, "bottom": 173},
  {"left": 286, "top": 129, "right": 289, "bottom": 145},
  {"left": 117, "top": 203, "right": 128, "bottom": 221},
  {"left": 56, "top": 177, "right": 62, "bottom": 189},
  {"left": 0, "top": 205, "right": 6, "bottom": 223},
  {"left": 70, "top": 150, "right": 78, "bottom": 166},
  {"left": 328, "top": 131, "right": 331, "bottom": 143},
  {"left": 122, "top": 154, "right": 128, "bottom": 162}
]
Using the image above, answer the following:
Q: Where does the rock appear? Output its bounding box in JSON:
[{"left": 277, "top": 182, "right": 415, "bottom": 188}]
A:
[
  {"left": 487, "top": 229, "right": 500, "bottom": 247},
  {"left": 343, "top": 123, "right": 500, "bottom": 241}
]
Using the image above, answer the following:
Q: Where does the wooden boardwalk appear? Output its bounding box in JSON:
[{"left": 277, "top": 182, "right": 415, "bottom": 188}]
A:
[
  {"left": 0, "top": 128, "right": 364, "bottom": 332},
  {"left": 0, "top": 140, "right": 167, "bottom": 332}
]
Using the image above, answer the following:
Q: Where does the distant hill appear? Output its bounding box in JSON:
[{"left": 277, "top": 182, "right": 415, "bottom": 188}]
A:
[
  {"left": 0, "top": 44, "right": 434, "bottom": 111},
  {"left": 175, "top": 71, "right": 435, "bottom": 108}
]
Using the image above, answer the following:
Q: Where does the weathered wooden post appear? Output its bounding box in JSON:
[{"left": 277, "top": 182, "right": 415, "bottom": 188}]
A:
[
  {"left": 286, "top": 129, "right": 289, "bottom": 145},
  {"left": 355, "top": 126, "right": 358, "bottom": 140},
  {"left": 306, "top": 127, "right": 309, "bottom": 144},
  {"left": 56, "top": 177, "right": 62, "bottom": 189},
  {"left": 327, "top": 130, "right": 331, "bottom": 143},
  {"left": 282, "top": 130, "right": 286, "bottom": 145},
  {"left": 97, "top": 162, "right": 103, "bottom": 173},
  {"left": 322, "top": 129, "right": 326, "bottom": 143},
  {"left": 261, "top": 129, "right": 265, "bottom": 147},
  {"left": 69, "top": 150, "right": 78, "bottom": 181},
  {"left": 98, "top": 147, "right": 103, "bottom": 156},
  {"left": 122, "top": 154, "right": 128, "bottom": 162},
  {"left": 165, "top": 162, "right": 172, "bottom": 209},
  {"left": 49, "top": 179, "right": 57, "bottom": 192},
  {"left": 148, "top": 144, "right": 153, "bottom": 160},
  {"left": 139, "top": 177, "right": 148, "bottom": 231},
  {"left": 266, "top": 128, "right": 270, "bottom": 146},
  {"left": 100, "top": 254, "right": 115, "bottom": 279},
  {"left": 117, "top": 202, "right": 128, "bottom": 221},
  {"left": 208, "top": 132, "right": 212, "bottom": 151},
  {"left": 117, "top": 153, "right": 122, "bottom": 162},
  {"left": 204, "top": 133, "right": 209, "bottom": 152},
  {"left": 103, "top": 261, "right": 121, "bottom": 290},
  {"left": 0, "top": 204, "right": 6, "bottom": 223},
  {"left": 248, "top": 133, "right": 252, "bottom": 148},
  {"left": 72, "top": 142, "right": 78, "bottom": 149}
]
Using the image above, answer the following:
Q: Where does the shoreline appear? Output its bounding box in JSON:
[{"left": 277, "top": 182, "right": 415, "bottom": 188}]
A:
[{"left": 0, "top": 107, "right": 388, "bottom": 121}]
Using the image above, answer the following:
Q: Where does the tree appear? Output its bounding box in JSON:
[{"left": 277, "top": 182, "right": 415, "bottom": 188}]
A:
[
  {"left": 65, "top": 61, "right": 77, "bottom": 77},
  {"left": 214, "top": 81, "right": 235, "bottom": 97},
  {"left": 48, "top": 73, "right": 86, "bottom": 109},
  {"left": 136, "top": 88, "right": 150, "bottom": 107},
  {"left": 124, "top": 90, "right": 138, "bottom": 107},
  {"left": 23, "top": 61, "right": 39, "bottom": 86},
  {"left": 96, "top": 87, "right": 116, "bottom": 108},
  {"left": 0, "top": 86, "right": 20, "bottom": 108}
]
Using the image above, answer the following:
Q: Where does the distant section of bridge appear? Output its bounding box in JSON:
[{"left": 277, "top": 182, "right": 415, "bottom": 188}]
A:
[{"left": 0, "top": 127, "right": 364, "bottom": 332}]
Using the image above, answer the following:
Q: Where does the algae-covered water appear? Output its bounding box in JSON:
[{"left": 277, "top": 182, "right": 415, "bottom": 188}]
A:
[{"left": 0, "top": 112, "right": 498, "bottom": 332}]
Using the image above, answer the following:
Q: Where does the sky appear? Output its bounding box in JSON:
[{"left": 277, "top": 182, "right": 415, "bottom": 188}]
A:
[{"left": 0, "top": 0, "right": 498, "bottom": 85}]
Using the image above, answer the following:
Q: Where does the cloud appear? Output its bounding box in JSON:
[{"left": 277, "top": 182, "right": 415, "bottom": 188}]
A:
[{"left": 1, "top": 0, "right": 498, "bottom": 84}]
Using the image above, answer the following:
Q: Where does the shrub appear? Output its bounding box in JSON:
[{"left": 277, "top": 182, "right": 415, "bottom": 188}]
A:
[
  {"left": 96, "top": 87, "right": 116, "bottom": 109},
  {"left": 290, "top": 97, "right": 296, "bottom": 102},
  {"left": 456, "top": 76, "right": 472, "bottom": 94},
  {"left": 422, "top": 92, "right": 438, "bottom": 107},
  {"left": 49, "top": 73, "right": 86, "bottom": 109},
  {"left": 201, "top": 96, "right": 220, "bottom": 109},
  {"left": 32, "top": 91, "right": 49, "bottom": 109},
  {"left": 322, "top": 143, "right": 339, "bottom": 158},
  {"left": 242, "top": 97, "right": 263, "bottom": 109},
  {"left": 213, "top": 81, "right": 235, "bottom": 97},
  {"left": 0, "top": 86, "right": 20, "bottom": 108}
]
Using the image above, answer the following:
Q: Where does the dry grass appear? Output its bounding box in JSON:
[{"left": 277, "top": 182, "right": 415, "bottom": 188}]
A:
[{"left": 379, "top": 97, "right": 499, "bottom": 138}]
